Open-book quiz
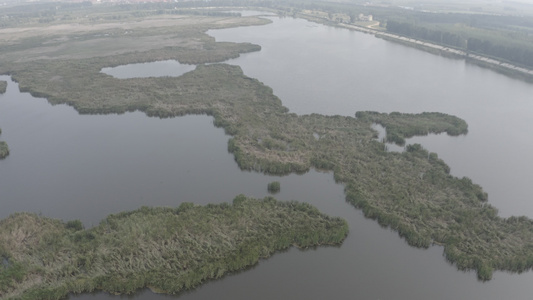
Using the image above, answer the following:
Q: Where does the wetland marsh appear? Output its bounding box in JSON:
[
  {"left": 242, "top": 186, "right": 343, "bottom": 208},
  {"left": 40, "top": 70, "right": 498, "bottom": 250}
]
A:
[{"left": 2, "top": 5, "right": 533, "bottom": 300}]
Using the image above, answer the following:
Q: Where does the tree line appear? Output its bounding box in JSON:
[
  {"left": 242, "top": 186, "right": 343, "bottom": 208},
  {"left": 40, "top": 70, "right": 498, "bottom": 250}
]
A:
[{"left": 386, "top": 14, "right": 533, "bottom": 68}]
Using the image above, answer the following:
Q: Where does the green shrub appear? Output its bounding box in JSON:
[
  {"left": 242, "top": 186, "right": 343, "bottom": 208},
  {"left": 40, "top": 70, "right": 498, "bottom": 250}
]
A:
[{"left": 267, "top": 181, "right": 281, "bottom": 193}]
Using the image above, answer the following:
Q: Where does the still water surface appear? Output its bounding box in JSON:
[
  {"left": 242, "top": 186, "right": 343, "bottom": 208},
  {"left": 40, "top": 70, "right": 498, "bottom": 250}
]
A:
[
  {"left": 2, "top": 14, "right": 533, "bottom": 300},
  {"left": 101, "top": 60, "right": 196, "bottom": 79}
]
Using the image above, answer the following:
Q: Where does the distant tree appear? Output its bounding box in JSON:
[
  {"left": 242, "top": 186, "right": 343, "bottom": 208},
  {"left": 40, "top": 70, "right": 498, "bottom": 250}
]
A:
[{"left": 349, "top": 13, "right": 357, "bottom": 23}]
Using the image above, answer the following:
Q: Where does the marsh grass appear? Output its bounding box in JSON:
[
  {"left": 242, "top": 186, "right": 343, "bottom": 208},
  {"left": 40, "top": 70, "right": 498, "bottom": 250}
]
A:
[
  {"left": 0, "top": 196, "right": 348, "bottom": 299},
  {"left": 0, "top": 81, "right": 6, "bottom": 94},
  {"left": 267, "top": 181, "right": 281, "bottom": 193},
  {"left": 356, "top": 111, "right": 468, "bottom": 146},
  {"left": 1, "top": 7, "right": 533, "bottom": 282},
  {"left": 0, "top": 142, "right": 8, "bottom": 159},
  {"left": 0, "top": 128, "right": 8, "bottom": 159}
]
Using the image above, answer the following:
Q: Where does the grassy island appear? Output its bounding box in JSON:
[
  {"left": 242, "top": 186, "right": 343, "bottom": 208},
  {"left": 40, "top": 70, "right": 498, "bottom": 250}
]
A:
[
  {"left": 0, "top": 129, "right": 8, "bottom": 159},
  {"left": 0, "top": 81, "right": 6, "bottom": 94},
  {"left": 1, "top": 5, "right": 533, "bottom": 282},
  {"left": 0, "top": 196, "right": 348, "bottom": 299},
  {"left": 267, "top": 181, "right": 281, "bottom": 194},
  {"left": 0, "top": 141, "right": 8, "bottom": 159},
  {"left": 355, "top": 111, "right": 468, "bottom": 146}
]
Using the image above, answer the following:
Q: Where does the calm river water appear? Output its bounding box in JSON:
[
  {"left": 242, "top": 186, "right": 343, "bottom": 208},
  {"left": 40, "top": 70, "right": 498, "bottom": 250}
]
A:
[{"left": 2, "top": 12, "right": 533, "bottom": 300}]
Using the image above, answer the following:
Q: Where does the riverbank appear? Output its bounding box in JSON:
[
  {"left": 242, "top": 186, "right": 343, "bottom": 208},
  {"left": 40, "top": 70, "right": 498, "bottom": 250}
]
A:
[
  {"left": 0, "top": 196, "right": 348, "bottom": 299},
  {"left": 294, "top": 12, "right": 533, "bottom": 82}
]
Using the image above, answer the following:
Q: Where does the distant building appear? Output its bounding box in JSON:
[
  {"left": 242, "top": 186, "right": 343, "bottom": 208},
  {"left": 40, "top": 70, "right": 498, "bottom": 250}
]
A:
[{"left": 358, "top": 14, "right": 373, "bottom": 21}]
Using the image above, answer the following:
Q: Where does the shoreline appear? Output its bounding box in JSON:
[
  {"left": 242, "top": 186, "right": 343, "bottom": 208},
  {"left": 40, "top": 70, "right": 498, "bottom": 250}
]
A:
[{"left": 294, "top": 12, "right": 533, "bottom": 82}]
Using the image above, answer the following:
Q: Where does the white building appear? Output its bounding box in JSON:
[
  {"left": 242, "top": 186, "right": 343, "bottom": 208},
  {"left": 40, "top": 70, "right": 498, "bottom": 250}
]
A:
[{"left": 359, "top": 14, "right": 373, "bottom": 21}]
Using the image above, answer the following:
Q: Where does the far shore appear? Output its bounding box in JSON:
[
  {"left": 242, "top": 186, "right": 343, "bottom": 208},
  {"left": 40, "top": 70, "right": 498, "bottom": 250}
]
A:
[{"left": 294, "top": 12, "right": 533, "bottom": 81}]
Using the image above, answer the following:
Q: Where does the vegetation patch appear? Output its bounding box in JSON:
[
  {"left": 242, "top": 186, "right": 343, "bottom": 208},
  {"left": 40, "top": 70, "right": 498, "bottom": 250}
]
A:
[
  {"left": 0, "top": 196, "right": 348, "bottom": 299},
  {"left": 356, "top": 111, "right": 468, "bottom": 146},
  {"left": 0, "top": 129, "right": 8, "bottom": 159},
  {"left": 267, "top": 181, "right": 281, "bottom": 194},
  {"left": 0, "top": 142, "right": 8, "bottom": 159},
  {"left": 0, "top": 81, "right": 6, "bottom": 94}
]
